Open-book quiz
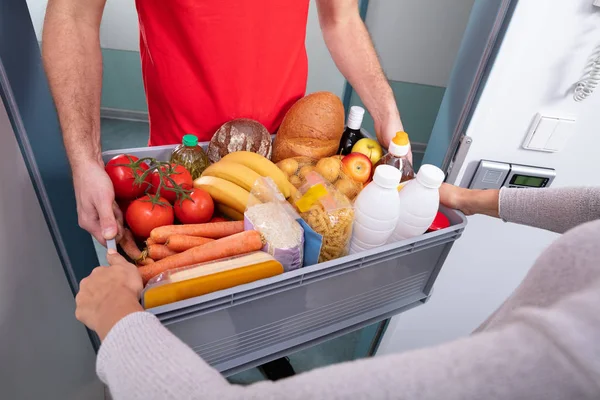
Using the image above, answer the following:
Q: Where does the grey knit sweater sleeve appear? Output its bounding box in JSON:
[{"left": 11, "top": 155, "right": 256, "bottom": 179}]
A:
[
  {"left": 499, "top": 186, "right": 600, "bottom": 233},
  {"left": 97, "top": 187, "right": 600, "bottom": 400}
]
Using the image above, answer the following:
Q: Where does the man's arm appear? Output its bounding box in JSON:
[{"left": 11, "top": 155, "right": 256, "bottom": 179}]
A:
[
  {"left": 43, "top": 0, "right": 120, "bottom": 245},
  {"left": 316, "top": 0, "right": 403, "bottom": 149}
]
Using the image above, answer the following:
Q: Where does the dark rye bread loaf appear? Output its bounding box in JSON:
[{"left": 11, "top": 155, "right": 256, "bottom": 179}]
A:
[
  {"left": 272, "top": 92, "right": 345, "bottom": 163},
  {"left": 207, "top": 119, "right": 272, "bottom": 163}
]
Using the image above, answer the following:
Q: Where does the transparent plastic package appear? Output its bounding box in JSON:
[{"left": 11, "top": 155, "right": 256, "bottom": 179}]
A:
[
  {"left": 142, "top": 251, "right": 284, "bottom": 308},
  {"left": 292, "top": 171, "right": 355, "bottom": 263},
  {"left": 244, "top": 177, "right": 304, "bottom": 272},
  {"left": 276, "top": 156, "right": 363, "bottom": 201}
]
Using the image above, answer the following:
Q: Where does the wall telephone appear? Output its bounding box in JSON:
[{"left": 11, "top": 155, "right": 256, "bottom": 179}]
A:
[
  {"left": 574, "top": 1, "right": 600, "bottom": 101},
  {"left": 574, "top": 50, "right": 600, "bottom": 102}
]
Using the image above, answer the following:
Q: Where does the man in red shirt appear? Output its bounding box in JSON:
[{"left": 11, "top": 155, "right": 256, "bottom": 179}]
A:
[
  {"left": 43, "top": 0, "right": 406, "bottom": 248},
  {"left": 43, "top": 0, "right": 407, "bottom": 381}
]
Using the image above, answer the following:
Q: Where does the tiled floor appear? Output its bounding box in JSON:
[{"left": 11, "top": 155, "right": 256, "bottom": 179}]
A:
[{"left": 99, "top": 118, "right": 381, "bottom": 385}]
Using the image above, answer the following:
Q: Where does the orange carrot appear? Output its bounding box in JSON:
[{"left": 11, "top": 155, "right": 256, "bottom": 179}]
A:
[
  {"left": 119, "top": 228, "right": 142, "bottom": 262},
  {"left": 138, "top": 257, "right": 155, "bottom": 266},
  {"left": 147, "top": 244, "right": 178, "bottom": 260},
  {"left": 150, "top": 221, "right": 244, "bottom": 244},
  {"left": 166, "top": 235, "right": 215, "bottom": 252},
  {"left": 139, "top": 230, "right": 264, "bottom": 284}
]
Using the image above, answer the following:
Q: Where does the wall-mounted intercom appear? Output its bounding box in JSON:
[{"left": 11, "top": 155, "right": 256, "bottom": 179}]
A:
[{"left": 469, "top": 160, "right": 556, "bottom": 190}]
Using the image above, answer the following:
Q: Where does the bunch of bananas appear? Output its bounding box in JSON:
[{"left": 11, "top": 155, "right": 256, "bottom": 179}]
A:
[{"left": 193, "top": 151, "right": 294, "bottom": 221}]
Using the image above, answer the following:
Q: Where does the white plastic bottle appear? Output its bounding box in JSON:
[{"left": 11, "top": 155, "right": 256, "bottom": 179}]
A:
[
  {"left": 388, "top": 164, "right": 445, "bottom": 243},
  {"left": 349, "top": 165, "right": 402, "bottom": 254}
]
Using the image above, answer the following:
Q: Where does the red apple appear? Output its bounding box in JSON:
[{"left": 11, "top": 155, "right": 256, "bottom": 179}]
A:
[{"left": 341, "top": 152, "right": 372, "bottom": 184}]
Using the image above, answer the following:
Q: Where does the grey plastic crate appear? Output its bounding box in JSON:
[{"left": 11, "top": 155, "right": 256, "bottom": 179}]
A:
[{"left": 102, "top": 144, "right": 467, "bottom": 376}]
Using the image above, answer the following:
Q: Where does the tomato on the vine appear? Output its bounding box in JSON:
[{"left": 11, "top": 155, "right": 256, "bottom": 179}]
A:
[
  {"left": 105, "top": 154, "right": 151, "bottom": 200},
  {"left": 149, "top": 164, "right": 193, "bottom": 204},
  {"left": 210, "top": 217, "right": 228, "bottom": 223},
  {"left": 174, "top": 189, "right": 214, "bottom": 224},
  {"left": 125, "top": 195, "right": 174, "bottom": 238}
]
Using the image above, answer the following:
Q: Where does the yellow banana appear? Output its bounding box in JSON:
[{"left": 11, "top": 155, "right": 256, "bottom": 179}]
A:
[
  {"left": 201, "top": 162, "right": 262, "bottom": 192},
  {"left": 221, "top": 151, "right": 291, "bottom": 198},
  {"left": 215, "top": 203, "right": 245, "bottom": 221},
  {"left": 193, "top": 176, "right": 251, "bottom": 214}
]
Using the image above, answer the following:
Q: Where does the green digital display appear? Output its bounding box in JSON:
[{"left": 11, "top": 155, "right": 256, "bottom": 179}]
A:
[{"left": 512, "top": 175, "right": 545, "bottom": 187}]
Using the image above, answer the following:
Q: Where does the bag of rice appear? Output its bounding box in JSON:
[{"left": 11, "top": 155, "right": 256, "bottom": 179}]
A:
[{"left": 244, "top": 177, "right": 304, "bottom": 271}]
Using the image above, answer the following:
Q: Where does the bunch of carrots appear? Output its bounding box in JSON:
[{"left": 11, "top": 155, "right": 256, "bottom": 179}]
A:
[{"left": 119, "top": 221, "right": 265, "bottom": 284}]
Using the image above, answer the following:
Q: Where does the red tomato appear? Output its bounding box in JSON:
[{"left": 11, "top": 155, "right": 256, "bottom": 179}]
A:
[
  {"left": 149, "top": 164, "right": 193, "bottom": 204},
  {"left": 210, "top": 217, "right": 228, "bottom": 223},
  {"left": 125, "top": 195, "right": 174, "bottom": 238},
  {"left": 174, "top": 189, "right": 214, "bottom": 224},
  {"left": 105, "top": 154, "right": 151, "bottom": 200}
]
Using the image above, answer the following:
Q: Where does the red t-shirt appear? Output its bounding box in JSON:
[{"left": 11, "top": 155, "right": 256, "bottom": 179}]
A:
[{"left": 135, "top": 0, "right": 310, "bottom": 146}]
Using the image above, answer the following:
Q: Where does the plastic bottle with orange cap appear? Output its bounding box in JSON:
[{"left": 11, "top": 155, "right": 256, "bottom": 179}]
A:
[{"left": 374, "top": 131, "right": 415, "bottom": 189}]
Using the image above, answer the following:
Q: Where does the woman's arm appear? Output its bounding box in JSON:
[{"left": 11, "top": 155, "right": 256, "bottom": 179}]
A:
[
  {"left": 441, "top": 185, "right": 600, "bottom": 234},
  {"left": 83, "top": 208, "right": 600, "bottom": 400},
  {"left": 499, "top": 187, "right": 600, "bottom": 233},
  {"left": 97, "top": 284, "right": 600, "bottom": 400}
]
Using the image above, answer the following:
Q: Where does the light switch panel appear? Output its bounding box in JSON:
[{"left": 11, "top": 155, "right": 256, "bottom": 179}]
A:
[
  {"left": 545, "top": 118, "right": 575, "bottom": 151},
  {"left": 523, "top": 113, "right": 575, "bottom": 153}
]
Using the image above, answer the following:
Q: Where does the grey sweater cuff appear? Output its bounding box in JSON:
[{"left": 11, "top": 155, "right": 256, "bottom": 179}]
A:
[{"left": 96, "top": 312, "right": 162, "bottom": 385}]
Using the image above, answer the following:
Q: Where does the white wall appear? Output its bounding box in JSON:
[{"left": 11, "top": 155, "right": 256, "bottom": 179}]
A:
[
  {"left": 0, "top": 99, "right": 103, "bottom": 398},
  {"left": 25, "top": 0, "right": 346, "bottom": 98},
  {"left": 378, "top": 0, "right": 600, "bottom": 354},
  {"left": 366, "top": 0, "right": 475, "bottom": 87}
]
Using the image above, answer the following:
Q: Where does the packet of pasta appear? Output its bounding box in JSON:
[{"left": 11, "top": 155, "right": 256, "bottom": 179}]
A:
[{"left": 291, "top": 171, "right": 355, "bottom": 263}]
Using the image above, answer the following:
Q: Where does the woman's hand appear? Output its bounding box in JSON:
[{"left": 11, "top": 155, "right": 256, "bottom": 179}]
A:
[
  {"left": 75, "top": 249, "right": 144, "bottom": 341},
  {"left": 439, "top": 183, "right": 471, "bottom": 214},
  {"left": 439, "top": 183, "right": 500, "bottom": 218}
]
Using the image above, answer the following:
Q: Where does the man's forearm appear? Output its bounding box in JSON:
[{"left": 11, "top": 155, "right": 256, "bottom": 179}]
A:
[
  {"left": 320, "top": 13, "right": 402, "bottom": 141},
  {"left": 42, "top": 10, "right": 103, "bottom": 170}
]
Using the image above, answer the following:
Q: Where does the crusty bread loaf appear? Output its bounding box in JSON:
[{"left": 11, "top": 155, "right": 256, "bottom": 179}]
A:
[
  {"left": 272, "top": 92, "right": 345, "bottom": 163},
  {"left": 207, "top": 119, "right": 272, "bottom": 163}
]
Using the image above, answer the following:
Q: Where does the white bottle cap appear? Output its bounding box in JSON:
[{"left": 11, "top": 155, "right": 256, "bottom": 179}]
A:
[
  {"left": 373, "top": 165, "right": 402, "bottom": 189},
  {"left": 347, "top": 106, "right": 365, "bottom": 130},
  {"left": 416, "top": 164, "right": 445, "bottom": 189}
]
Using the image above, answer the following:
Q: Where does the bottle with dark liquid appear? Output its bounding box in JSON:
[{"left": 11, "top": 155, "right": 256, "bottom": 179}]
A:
[
  {"left": 338, "top": 106, "right": 365, "bottom": 155},
  {"left": 374, "top": 131, "right": 415, "bottom": 188}
]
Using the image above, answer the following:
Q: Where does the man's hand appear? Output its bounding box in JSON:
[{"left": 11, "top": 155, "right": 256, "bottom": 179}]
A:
[
  {"left": 375, "top": 114, "right": 413, "bottom": 164},
  {"left": 316, "top": 0, "right": 410, "bottom": 162},
  {"left": 73, "top": 161, "right": 122, "bottom": 246},
  {"left": 75, "top": 249, "right": 144, "bottom": 341}
]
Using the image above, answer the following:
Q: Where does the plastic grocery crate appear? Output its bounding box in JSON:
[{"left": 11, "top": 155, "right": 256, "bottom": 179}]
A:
[{"left": 102, "top": 144, "right": 467, "bottom": 376}]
